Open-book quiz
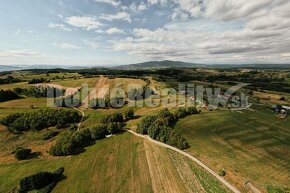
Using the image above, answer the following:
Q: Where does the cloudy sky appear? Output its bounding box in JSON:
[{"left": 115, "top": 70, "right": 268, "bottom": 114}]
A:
[{"left": 0, "top": 0, "right": 290, "bottom": 66}]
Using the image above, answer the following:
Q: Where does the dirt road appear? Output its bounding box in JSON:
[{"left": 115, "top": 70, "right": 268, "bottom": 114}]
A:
[{"left": 127, "top": 129, "right": 241, "bottom": 193}]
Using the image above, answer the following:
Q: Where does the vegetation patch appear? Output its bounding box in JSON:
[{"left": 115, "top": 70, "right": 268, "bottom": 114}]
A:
[
  {"left": 137, "top": 107, "right": 199, "bottom": 149},
  {"left": 0, "top": 108, "right": 81, "bottom": 132},
  {"left": 18, "top": 167, "right": 65, "bottom": 193}
]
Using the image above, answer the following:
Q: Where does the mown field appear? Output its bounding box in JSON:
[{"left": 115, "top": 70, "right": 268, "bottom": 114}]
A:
[
  {"left": 0, "top": 132, "right": 230, "bottom": 193},
  {"left": 174, "top": 105, "right": 290, "bottom": 192}
]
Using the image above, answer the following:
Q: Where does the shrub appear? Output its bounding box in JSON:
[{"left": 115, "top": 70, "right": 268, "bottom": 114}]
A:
[
  {"left": 124, "top": 108, "right": 134, "bottom": 120},
  {"left": 89, "top": 125, "right": 108, "bottom": 140},
  {"left": 42, "top": 131, "right": 59, "bottom": 140},
  {"left": 0, "top": 89, "right": 19, "bottom": 102},
  {"left": 219, "top": 170, "right": 226, "bottom": 177},
  {"left": 107, "top": 122, "right": 122, "bottom": 134},
  {"left": 15, "top": 147, "right": 32, "bottom": 160},
  {"left": 18, "top": 167, "right": 64, "bottom": 193},
  {"left": 100, "top": 113, "right": 123, "bottom": 124}
]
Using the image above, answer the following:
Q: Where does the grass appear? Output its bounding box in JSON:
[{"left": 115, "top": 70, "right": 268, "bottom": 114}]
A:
[
  {"left": 174, "top": 105, "right": 290, "bottom": 191},
  {"left": 0, "top": 131, "right": 233, "bottom": 193},
  {"left": 0, "top": 98, "right": 48, "bottom": 108},
  {"left": 52, "top": 77, "right": 98, "bottom": 88},
  {"left": 0, "top": 132, "right": 154, "bottom": 193}
]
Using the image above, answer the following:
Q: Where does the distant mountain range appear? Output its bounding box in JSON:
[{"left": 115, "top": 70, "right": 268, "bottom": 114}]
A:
[
  {"left": 1, "top": 61, "right": 290, "bottom": 72},
  {"left": 113, "top": 60, "right": 204, "bottom": 69},
  {"left": 0, "top": 64, "right": 92, "bottom": 72},
  {"left": 113, "top": 60, "right": 290, "bottom": 70}
]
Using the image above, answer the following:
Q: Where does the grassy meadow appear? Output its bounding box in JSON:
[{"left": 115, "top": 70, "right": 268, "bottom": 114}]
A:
[{"left": 174, "top": 105, "right": 290, "bottom": 192}]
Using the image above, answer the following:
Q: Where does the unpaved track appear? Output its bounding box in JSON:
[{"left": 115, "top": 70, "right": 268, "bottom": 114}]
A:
[
  {"left": 127, "top": 129, "right": 241, "bottom": 193},
  {"left": 74, "top": 107, "right": 85, "bottom": 131},
  {"left": 81, "top": 76, "right": 109, "bottom": 107}
]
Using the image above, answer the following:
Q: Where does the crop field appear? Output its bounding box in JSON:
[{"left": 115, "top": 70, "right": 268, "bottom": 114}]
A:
[
  {"left": 174, "top": 105, "right": 290, "bottom": 192},
  {"left": 0, "top": 97, "right": 48, "bottom": 108},
  {"left": 0, "top": 131, "right": 231, "bottom": 193},
  {"left": 52, "top": 77, "right": 98, "bottom": 89}
]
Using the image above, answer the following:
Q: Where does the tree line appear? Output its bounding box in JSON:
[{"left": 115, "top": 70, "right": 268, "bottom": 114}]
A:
[
  {"left": 137, "top": 107, "right": 199, "bottom": 149},
  {"left": 14, "top": 86, "right": 64, "bottom": 98},
  {"left": 0, "top": 108, "right": 81, "bottom": 132}
]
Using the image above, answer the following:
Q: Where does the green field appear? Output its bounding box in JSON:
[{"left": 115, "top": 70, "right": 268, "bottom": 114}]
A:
[
  {"left": 174, "top": 105, "right": 290, "bottom": 191},
  {"left": 0, "top": 132, "right": 230, "bottom": 193}
]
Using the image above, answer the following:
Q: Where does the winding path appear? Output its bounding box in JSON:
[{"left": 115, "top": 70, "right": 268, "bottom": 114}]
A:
[{"left": 126, "top": 129, "right": 241, "bottom": 193}]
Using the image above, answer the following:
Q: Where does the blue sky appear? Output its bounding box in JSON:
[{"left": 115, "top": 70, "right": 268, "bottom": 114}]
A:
[{"left": 0, "top": 0, "right": 290, "bottom": 66}]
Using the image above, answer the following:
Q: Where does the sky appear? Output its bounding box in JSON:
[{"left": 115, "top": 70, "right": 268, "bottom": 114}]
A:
[{"left": 0, "top": 0, "right": 290, "bottom": 66}]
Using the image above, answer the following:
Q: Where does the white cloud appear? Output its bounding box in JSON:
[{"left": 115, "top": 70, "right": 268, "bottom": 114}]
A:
[
  {"left": 83, "top": 40, "right": 99, "bottom": 49},
  {"left": 48, "top": 23, "right": 72, "bottom": 31},
  {"left": 53, "top": 42, "right": 80, "bottom": 49},
  {"left": 64, "top": 16, "right": 102, "bottom": 30},
  {"left": 281, "top": 53, "right": 290, "bottom": 57},
  {"left": 100, "top": 12, "right": 131, "bottom": 22},
  {"left": 95, "top": 0, "right": 120, "bottom": 7},
  {"left": 147, "top": 0, "right": 168, "bottom": 6},
  {"left": 106, "top": 28, "right": 125, "bottom": 34},
  {"left": 0, "top": 50, "right": 41, "bottom": 58}
]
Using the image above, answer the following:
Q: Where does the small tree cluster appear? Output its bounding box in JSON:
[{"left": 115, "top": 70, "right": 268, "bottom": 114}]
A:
[
  {"left": 1, "top": 109, "right": 81, "bottom": 132},
  {"left": 0, "top": 89, "right": 19, "bottom": 102},
  {"left": 136, "top": 108, "right": 198, "bottom": 150},
  {"left": 0, "top": 76, "right": 22, "bottom": 85},
  {"left": 13, "top": 147, "right": 32, "bottom": 160},
  {"left": 18, "top": 167, "right": 64, "bottom": 193},
  {"left": 28, "top": 78, "right": 50, "bottom": 84}
]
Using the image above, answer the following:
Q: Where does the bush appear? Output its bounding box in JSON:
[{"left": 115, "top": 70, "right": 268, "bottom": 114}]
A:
[
  {"left": 219, "top": 170, "right": 226, "bottom": 177},
  {"left": 0, "top": 89, "right": 19, "bottom": 102},
  {"left": 107, "top": 122, "right": 122, "bottom": 134},
  {"left": 15, "top": 147, "right": 32, "bottom": 160},
  {"left": 42, "top": 131, "right": 59, "bottom": 140},
  {"left": 89, "top": 125, "right": 108, "bottom": 140},
  {"left": 124, "top": 108, "right": 134, "bottom": 120},
  {"left": 18, "top": 167, "right": 64, "bottom": 193},
  {"left": 100, "top": 113, "right": 123, "bottom": 124}
]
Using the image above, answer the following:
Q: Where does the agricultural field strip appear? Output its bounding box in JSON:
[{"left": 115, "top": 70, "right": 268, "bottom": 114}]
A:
[
  {"left": 81, "top": 76, "right": 108, "bottom": 107},
  {"left": 126, "top": 129, "right": 241, "bottom": 193}
]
